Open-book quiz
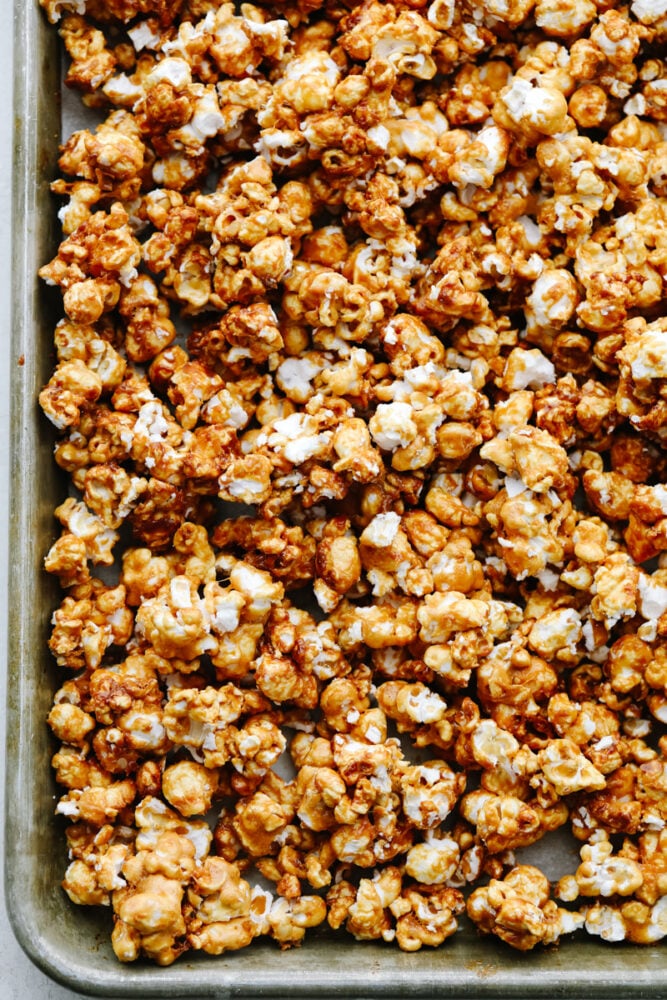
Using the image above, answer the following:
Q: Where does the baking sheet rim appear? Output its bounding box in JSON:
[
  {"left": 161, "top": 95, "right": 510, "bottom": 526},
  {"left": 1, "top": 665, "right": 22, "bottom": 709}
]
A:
[{"left": 5, "top": 0, "right": 667, "bottom": 995}]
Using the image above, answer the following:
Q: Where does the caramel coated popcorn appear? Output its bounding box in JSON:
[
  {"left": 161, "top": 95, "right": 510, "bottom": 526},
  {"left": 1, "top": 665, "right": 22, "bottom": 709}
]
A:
[{"left": 38, "top": 0, "right": 667, "bottom": 967}]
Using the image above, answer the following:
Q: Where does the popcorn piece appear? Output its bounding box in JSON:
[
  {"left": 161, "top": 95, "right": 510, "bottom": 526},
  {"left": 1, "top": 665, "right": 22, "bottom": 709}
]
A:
[
  {"left": 417, "top": 592, "right": 488, "bottom": 644},
  {"left": 60, "top": 14, "right": 117, "bottom": 92},
  {"left": 535, "top": 0, "right": 597, "bottom": 36},
  {"left": 112, "top": 830, "right": 195, "bottom": 965},
  {"left": 369, "top": 402, "right": 418, "bottom": 453},
  {"left": 404, "top": 832, "right": 460, "bottom": 885},
  {"left": 574, "top": 838, "right": 644, "bottom": 898},
  {"left": 229, "top": 779, "right": 296, "bottom": 857},
  {"left": 48, "top": 703, "right": 96, "bottom": 748},
  {"left": 62, "top": 824, "right": 133, "bottom": 906},
  {"left": 265, "top": 893, "right": 327, "bottom": 948},
  {"left": 53, "top": 319, "right": 127, "bottom": 390},
  {"left": 186, "top": 856, "right": 258, "bottom": 955},
  {"left": 590, "top": 553, "right": 639, "bottom": 629},
  {"left": 583, "top": 898, "right": 667, "bottom": 945},
  {"left": 391, "top": 885, "right": 464, "bottom": 951},
  {"left": 40, "top": 360, "right": 103, "bottom": 430},
  {"left": 56, "top": 778, "right": 136, "bottom": 827},
  {"left": 162, "top": 760, "right": 219, "bottom": 817},
  {"left": 527, "top": 608, "right": 582, "bottom": 663},
  {"left": 49, "top": 583, "right": 134, "bottom": 671},
  {"left": 296, "top": 765, "right": 346, "bottom": 832},
  {"left": 400, "top": 761, "right": 466, "bottom": 829},
  {"left": 136, "top": 577, "right": 218, "bottom": 660},
  {"left": 40, "top": 0, "right": 87, "bottom": 24},
  {"left": 163, "top": 684, "right": 245, "bottom": 759},
  {"left": 525, "top": 268, "right": 579, "bottom": 337},
  {"left": 502, "top": 348, "right": 555, "bottom": 393},
  {"left": 536, "top": 738, "right": 606, "bottom": 796},
  {"left": 118, "top": 275, "right": 177, "bottom": 364},
  {"left": 135, "top": 795, "right": 213, "bottom": 860},
  {"left": 468, "top": 865, "right": 585, "bottom": 950},
  {"left": 495, "top": 76, "right": 570, "bottom": 142},
  {"left": 39, "top": 203, "right": 141, "bottom": 324},
  {"left": 507, "top": 426, "right": 569, "bottom": 494},
  {"left": 328, "top": 868, "right": 401, "bottom": 941},
  {"left": 460, "top": 788, "right": 567, "bottom": 854}
]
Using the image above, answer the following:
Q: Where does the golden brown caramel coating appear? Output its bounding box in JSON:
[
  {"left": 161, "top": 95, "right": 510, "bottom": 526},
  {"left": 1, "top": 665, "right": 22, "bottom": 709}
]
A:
[{"left": 38, "top": 0, "right": 667, "bottom": 965}]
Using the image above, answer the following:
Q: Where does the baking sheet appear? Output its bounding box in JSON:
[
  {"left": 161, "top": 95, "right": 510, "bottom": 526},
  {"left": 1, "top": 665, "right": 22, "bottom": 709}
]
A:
[{"left": 5, "top": 1, "right": 667, "bottom": 995}]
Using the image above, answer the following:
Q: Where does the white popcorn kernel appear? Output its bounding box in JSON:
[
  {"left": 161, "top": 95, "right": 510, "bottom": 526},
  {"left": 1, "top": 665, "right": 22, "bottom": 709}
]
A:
[
  {"left": 638, "top": 575, "right": 667, "bottom": 620},
  {"left": 502, "top": 76, "right": 566, "bottom": 133},
  {"left": 404, "top": 687, "right": 446, "bottom": 724},
  {"left": 369, "top": 401, "right": 417, "bottom": 451},
  {"left": 367, "top": 125, "right": 390, "bottom": 150},
  {"left": 127, "top": 20, "right": 162, "bottom": 51},
  {"left": 652, "top": 485, "right": 667, "bottom": 514},
  {"left": 276, "top": 357, "right": 322, "bottom": 397},
  {"left": 632, "top": 0, "right": 667, "bottom": 22},
  {"left": 526, "top": 269, "right": 578, "bottom": 329},
  {"left": 146, "top": 57, "right": 192, "bottom": 89},
  {"left": 122, "top": 710, "right": 167, "bottom": 750},
  {"left": 585, "top": 905, "right": 628, "bottom": 941},
  {"left": 537, "top": 568, "right": 560, "bottom": 591},
  {"left": 504, "top": 347, "right": 556, "bottom": 390},
  {"left": 361, "top": 512, "right": 402, "bottom": 548},
  {"left": 505, "top": 475, "right": 528, "bottom": 498},
  {"left": 170, "top": 576, "right": 192, "bottom": 609}
]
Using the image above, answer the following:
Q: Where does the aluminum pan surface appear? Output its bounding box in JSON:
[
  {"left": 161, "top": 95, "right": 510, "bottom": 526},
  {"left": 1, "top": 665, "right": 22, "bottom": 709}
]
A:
[{"left": 5, "top": 1, "right": 667, "bottom": 995}]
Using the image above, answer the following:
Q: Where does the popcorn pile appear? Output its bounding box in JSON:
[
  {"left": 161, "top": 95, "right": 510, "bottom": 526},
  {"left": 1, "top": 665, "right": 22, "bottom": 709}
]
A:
[{"left": 38, "top": 0, "right": 667, "bottom": 964}]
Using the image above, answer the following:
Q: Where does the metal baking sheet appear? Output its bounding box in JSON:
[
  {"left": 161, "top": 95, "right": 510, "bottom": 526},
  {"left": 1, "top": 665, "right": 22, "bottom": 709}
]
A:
[{"left": 5, "top": 1, "right": 667, "bottom": 995}]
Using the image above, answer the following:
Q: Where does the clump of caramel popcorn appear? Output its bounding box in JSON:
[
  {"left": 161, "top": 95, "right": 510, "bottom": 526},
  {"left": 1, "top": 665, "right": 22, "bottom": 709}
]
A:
[{"left": 39, "top": 0, "right": 667, "bottom": 966}]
